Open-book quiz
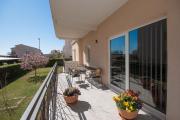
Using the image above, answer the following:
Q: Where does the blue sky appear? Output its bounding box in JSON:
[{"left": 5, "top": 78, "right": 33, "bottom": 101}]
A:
[
  {"left": 111, "top": 36, "right": 125, "bottom": 54},
  {"left": 110, "top": 30, "right": 138, "bottom": 54},
  {"left": 129, "top": 29, "right": 138, "bottom": 54},
  {"left": 0, "top": 0, "right": 64, "bottom": 55}
]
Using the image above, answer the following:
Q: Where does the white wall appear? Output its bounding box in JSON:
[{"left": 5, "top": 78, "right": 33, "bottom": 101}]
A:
[{"left": 167, "top": 0, "right": 180, "bottom": 119}]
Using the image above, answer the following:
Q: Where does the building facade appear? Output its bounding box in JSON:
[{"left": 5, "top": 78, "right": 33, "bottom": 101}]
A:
[
  {"left": 11, "top": 44, "right": 42, "bottom": 58},
  {"left": 50, "top": 0, "right": 180, "bottom": 119}
]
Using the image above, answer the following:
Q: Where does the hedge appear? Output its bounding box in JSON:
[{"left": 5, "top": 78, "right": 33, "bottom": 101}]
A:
[
  {"left": 46, "top": 59, "right": 64, "bottom": 67},
  {"left": 0, "top": 64, "right": 27, "bottom": 88}
]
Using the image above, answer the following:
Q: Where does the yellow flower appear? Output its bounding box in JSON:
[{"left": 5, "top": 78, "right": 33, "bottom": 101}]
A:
[
  {"left": 113, "top": 96, "right": 116, "bottom": 101},
  {"left": 113, "top": 96, "right": 121, "bottom": 102},
  {"left": 123, "top": 102, "right": 129, "bottom": 107},
  {"left": 129, "top": 106, "right": 134, "bottom": 111}
]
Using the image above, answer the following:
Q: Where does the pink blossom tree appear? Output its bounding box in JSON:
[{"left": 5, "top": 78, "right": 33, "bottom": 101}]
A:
[{"left": 21, "top": 53, "right": 49, "bottom": 77}]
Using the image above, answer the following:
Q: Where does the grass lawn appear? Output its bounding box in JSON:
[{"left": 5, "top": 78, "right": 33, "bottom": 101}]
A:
[{"left": 0, "top": 67, "right": 52, "bottom": 120}]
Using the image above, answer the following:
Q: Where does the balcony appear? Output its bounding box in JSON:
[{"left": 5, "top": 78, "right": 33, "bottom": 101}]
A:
[{"left": 21, "top": 63, "right": 160, "bottom": 120}]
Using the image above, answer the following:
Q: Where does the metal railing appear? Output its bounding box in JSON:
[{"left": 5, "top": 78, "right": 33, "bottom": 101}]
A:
[{"left": 21, "top": 63, "right": 58, "bottom": 120}]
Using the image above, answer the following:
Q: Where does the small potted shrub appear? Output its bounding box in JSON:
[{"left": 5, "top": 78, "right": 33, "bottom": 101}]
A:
[
  {"left": 113, "top": 90, "right": 142, "bottom": 119},
  {"left": 63, "top": 87, "right": 81, "bottom": 104}
]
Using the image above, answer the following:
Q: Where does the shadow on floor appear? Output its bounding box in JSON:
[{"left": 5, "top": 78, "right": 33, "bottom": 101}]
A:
[
  {"left": 79, "top": 83, "right": 90, "bottom": 89},
  {"left": 87, "top": 79, "right": 109, "bottom": 90},
  {"left": 69, "top": 101, "right": 91, "bottom": 120},
  {"left": 76, "top": 80, "right": 85, "bottom": 84}
]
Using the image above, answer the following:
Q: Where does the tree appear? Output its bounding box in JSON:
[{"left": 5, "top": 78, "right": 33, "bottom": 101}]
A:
[{"left": 21, "top": 53, "right": 48, "bottom": 77}]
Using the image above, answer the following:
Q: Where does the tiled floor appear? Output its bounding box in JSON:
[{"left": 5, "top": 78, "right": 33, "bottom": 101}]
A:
[{"left": 55, "top": 73, "right": 160, "bottom": 120}]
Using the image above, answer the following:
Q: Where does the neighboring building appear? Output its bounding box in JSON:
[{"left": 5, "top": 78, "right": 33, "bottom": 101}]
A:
[
  {"left": 0, "top": 57, "right": 20, "bottom": 61},
  {"left": 11, "top": 44, "right": 42, "bottom": 58},
  {"left": 50, "top": 49, "right": 61, "bottom": 54},
  {"left": 62, "top": 40, "right": 72, "bottom": 59},
  {"left": 50, "top": 0, "right": 180, "bottom": 119},
  {"left": 0, "top": 56, "right": 20, "bottom": 65},
  {"left": 43, "top": 54, "right": 51, "bottom": 58}
]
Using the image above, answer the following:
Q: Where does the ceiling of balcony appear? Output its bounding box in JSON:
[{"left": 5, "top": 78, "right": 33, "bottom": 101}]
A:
[{"left": 50, "top": 0, "right": 128, "bottom": 40}]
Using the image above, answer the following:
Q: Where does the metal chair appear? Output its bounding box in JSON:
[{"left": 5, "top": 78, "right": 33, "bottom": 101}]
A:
[{"left": 85, "top": 68, "right": 102, "bottom": 88}]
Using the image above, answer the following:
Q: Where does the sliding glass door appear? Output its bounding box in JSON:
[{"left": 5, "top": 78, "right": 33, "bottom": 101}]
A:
[
  {"left": 110, "top": 35, "right": 126, "bottom": 90},
  {"left": 129, "top": 19, "right": 167, "bottom": 113},
  {"left": 110, "top": 19, "right": 167, "bottom": 114}
]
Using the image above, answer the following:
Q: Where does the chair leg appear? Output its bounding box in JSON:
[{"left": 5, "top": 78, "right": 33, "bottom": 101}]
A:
[
  {"left": 80, "top": 74, "right": 82, "bottom": 81},
  {"left": 71, "top": 75, "right": 73, "bottom": 84},
  {"left": 100, "top": 76, "right": 103, "bottom": 87},
  {"left": 90, "top": 79, "right": 92, "bottom": 88},
  {"left": 87, "top": 77, "right": 92, "bottom": 88},
  {"left": 91, "top": 77, "right": 93, "bottom": 88},
  {"left": 78, "top": 76, "right": 80, "bottom": 81}
]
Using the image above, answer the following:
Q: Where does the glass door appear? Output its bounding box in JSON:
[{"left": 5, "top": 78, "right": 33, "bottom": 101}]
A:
[
  {"left": 109, "top": 19, "right": 167, "bottom": 115},
  {"left": 129, "top": 19, "right": 167, "bottom": 114},
  {"left": 110, "top": 35, "right": 126, "bottom": 90}
]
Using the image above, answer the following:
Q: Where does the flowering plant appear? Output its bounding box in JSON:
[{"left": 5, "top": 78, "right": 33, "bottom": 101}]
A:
[
  {"left": 21, "top": 52, "right": 49, "bottom": 77},
  {"left": 63, "top": 87, "right": 81, "bottom": 96},
  {"left": 113, "top": 90, "right": 142, "bottom": 112}
]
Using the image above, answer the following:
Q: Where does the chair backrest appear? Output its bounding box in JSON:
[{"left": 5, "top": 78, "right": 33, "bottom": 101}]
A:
[
  {"left": 64, "top": 61, "right": 79, "bottom": 73},
  {"left": 95, "top": 68, "right": 101, "bottom": 77}
]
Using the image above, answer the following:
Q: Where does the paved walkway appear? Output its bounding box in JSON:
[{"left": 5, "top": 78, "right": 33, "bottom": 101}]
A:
[{"left": 55, "top": 73, "right": 160, "bottom": 120}]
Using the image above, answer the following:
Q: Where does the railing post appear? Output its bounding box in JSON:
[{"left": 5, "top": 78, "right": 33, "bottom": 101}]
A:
[{"left": 52, "top": 65, "right": 58, "bottom": 120}]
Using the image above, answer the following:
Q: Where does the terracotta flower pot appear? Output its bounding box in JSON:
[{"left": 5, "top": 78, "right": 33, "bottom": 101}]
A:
[
  {"left": 64, "top": 95, "right": 78, "bottom": 104},
  {"left": 119, "top": 110, "right": 138, "bottom": 120}
]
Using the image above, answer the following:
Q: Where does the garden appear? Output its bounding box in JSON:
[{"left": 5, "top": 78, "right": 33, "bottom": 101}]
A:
[{"left": 0, "top": 53, "right": 63, "bottom": 120}]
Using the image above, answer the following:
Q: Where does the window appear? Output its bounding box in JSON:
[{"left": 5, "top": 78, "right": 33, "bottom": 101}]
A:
[
  {"left": 110, "top": 35, "right": 126, "bottom": 90},
  {"left": 129, "top": 19, "right": 167, "bottom": 113}
]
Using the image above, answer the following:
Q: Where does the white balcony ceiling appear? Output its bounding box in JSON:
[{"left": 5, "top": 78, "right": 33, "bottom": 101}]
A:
[{"left": 50, "top": 0, "right": 128, "bottom": 40}]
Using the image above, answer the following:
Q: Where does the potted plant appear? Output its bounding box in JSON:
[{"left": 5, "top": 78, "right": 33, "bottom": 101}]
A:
[
  {"left": 113, "top": 90, "right": 142, "bottom": 119},
  {"left": 63, "top": 87, "right": 81, "bottom": 104}
]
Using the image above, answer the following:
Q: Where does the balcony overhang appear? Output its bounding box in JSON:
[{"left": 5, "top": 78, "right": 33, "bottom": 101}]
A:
[{"left": 50, "top": 0, "right": 128, "bottom": 40}]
